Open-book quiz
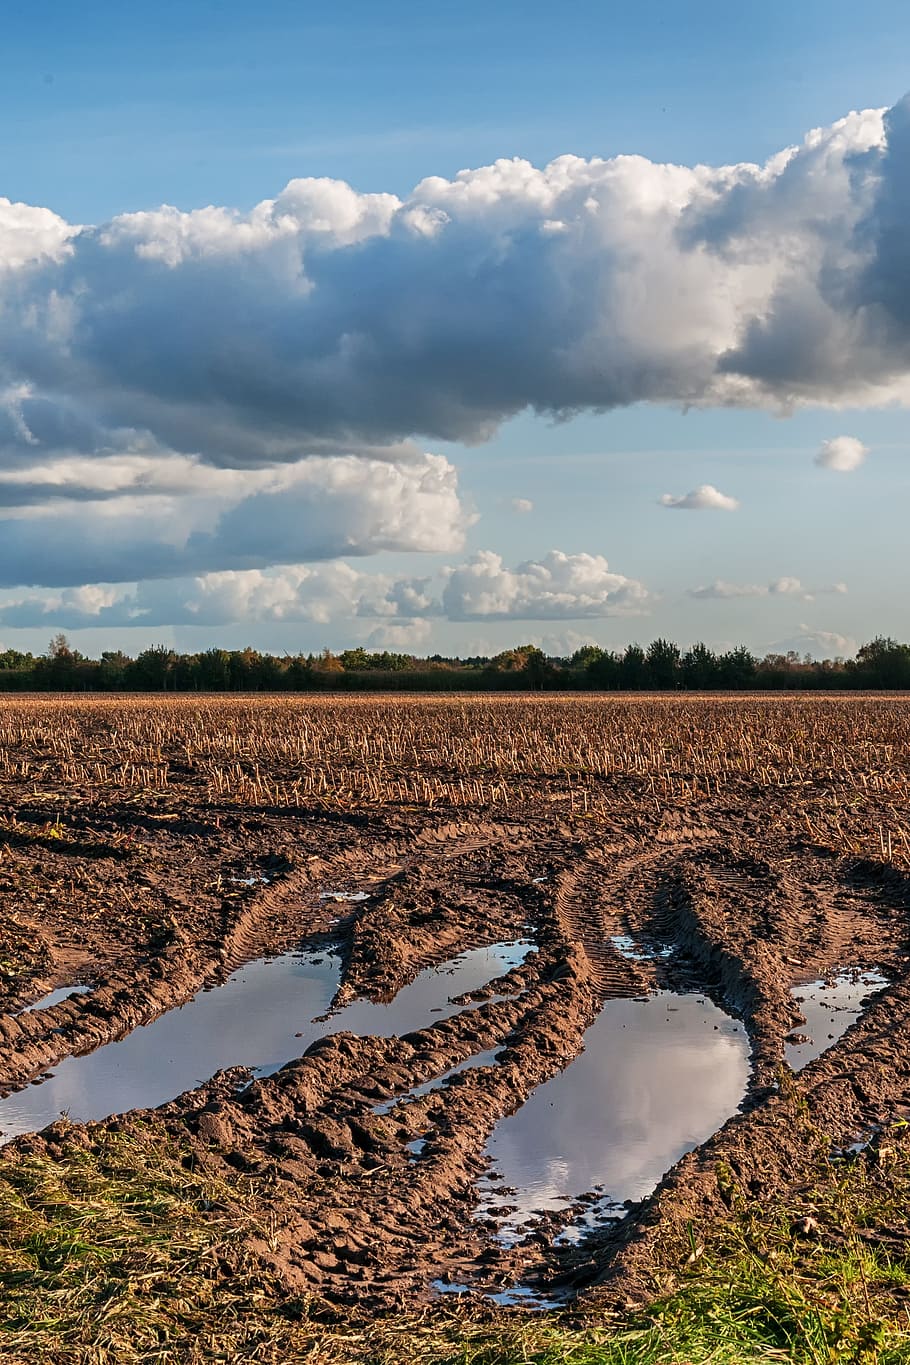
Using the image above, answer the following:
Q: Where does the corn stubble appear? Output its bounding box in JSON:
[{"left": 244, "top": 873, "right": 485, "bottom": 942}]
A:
[{"left": 0, "top": 693, "right": 908, "bottom": 866}]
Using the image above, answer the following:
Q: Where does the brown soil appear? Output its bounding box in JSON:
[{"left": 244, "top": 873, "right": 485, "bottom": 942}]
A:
[{"left": 2, "top": 695, "right": 910, "bottom": 1310}]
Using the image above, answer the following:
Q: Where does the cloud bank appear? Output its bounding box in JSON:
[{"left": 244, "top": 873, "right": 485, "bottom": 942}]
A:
[
  {"left": 0, "top": 550, "right": 652, "bottom": 632},
  {"left": 769, "top": 626, "right": 857, "bottom": 660},
  {"left": 689, "top": 577, "right": 847, "bottom": 601},
  {"left": 3, "top": 100, "right": 910, "bottom": 475},
  {"left": 0, "top": 451, "right": 470, "bottom": 588},
  {"left": 1, "top": 95, "right": 909, "bottom": 616}
]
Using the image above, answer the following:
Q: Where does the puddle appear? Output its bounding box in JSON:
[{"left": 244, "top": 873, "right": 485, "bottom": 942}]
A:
[
  {"left": 0, "top": 941, "right": 532, "bottom": 1144},
  {"left": 479, "top": 990, "right": 750, "bottom": 1241},
  {"left": 319, "top": 890, "right": 371, "bottom": 902},
  {"left": 785, "top": 969, "right": 888, "bottom": 1072},
  {"left": 833, "top": 1126, "right": 880, "bottom": 1159},
  {"left": 373, "top": 1047, "right": 502, "bottom": 1116},
  {"left": 432, "top": 1279, "right": 563, "bottom": 1310},
  {"left": 14, "top": 985, "right": 92, "bottom": 1016},
  {"left": 610, "top": 935, "right": 673, "bottom": 963}
]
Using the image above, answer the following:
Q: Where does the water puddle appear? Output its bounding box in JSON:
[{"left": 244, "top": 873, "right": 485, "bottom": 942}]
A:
[
  {"left": 432, "top": 1279, "right": 563, "bottom": 1310},
  {"left": 0, "top": 941, "right": 532, "bottom": 1145},
  {"left": 373, "top": 1047, "right": 502, "bottom": 1117},
  {"left": 15, "top": 985, "right": 92, "bottom": 1016},
  {"left": 833, "top": 1125, "right": 880, "bottom": 1160},
  {"left": 478, "top": 990, "right": 750, "bottom": 1241},
  {"left": 786, "top": 969, "right": 888, "bottom": 1072},
  {"left": 610, "top": 935, "right": 673, "bottom": 963},
  {"left": 319, "top": 890, "right": 371, "bottom": 903}
]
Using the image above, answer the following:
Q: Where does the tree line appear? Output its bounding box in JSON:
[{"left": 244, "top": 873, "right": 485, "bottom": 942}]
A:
[{"left": 0, "top": 633, "right": 908, "bottom": 692}]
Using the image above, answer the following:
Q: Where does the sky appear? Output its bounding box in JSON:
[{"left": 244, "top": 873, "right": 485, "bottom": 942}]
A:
[{"left": 1, "top": 0, "right": 909, "bottom": 662}]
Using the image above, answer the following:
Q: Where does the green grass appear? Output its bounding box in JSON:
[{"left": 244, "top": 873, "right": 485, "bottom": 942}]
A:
[{"left": 1, "top": 1117, "right": 909, "bottom": 1364}]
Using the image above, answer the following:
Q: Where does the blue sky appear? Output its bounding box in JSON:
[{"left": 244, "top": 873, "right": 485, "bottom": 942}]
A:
[{"left": 0, "top": 0, "right": 908, "bottom": 659}]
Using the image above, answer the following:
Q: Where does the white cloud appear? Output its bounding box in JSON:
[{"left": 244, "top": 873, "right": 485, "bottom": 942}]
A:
[
  {"left": 509, "top": 497, "right": 534, "bottom": 514},
  {"left": 688, "top": 580, "right": 766, "bottom": 600},
  {"left": 2, "top": 95, "right": 910, "bottom": 608},
  {"left": 659, "top": 484, "right": 739, "bottom": 511},
  {"left": 814, "top": 435, "right": 869, "bottom": 472},
  {"left": 0, "top": 548, "right": 652, "bottom": 630},
  {"left": 0, "top": 97, "right": 907, "bottom": 489},
  {"left": 532, "top": 629, "right": 600, "bottom": 657},
  {"left": 0, "top": 197, "right": 76, "bottom": 271},
  {"left": 366, "top": 618, "right": 433, "bottom": 649},
  {"left": 689, "top": 577, "right": 847, "bottom": 601},
  {"left": 441, "top": 550, "right": 651, "bottom": 620},
  {"left": 0, "top": 451, "right": 470, "bottom": 588},
  {"left": 769, "top": 625, "right": 857, "bottom": 660}
]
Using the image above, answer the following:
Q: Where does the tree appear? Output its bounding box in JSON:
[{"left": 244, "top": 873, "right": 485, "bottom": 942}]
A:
[
  {"left": 312, "top": 648, "right": 344, "bottom": 673},
  {"left": 128, "top": 646, "right": 178, "bottom": 691},
  {"left": 98, "top": 651, "right": 130, "bottom": 689},
  {"left": 647, "top": 638, "right": 682, "bottom": 689},
  {"left": 682, "top": 642, "right": 719, "bottom": 689},
  {"left": 42, "top": 633, "right": 83, "bottom": 688},
  {"left": 619, "top": 644, "right": 648, "bottom": 689},
  {"left": 717, "top": 646, "right": 757, "bottom": 689},
  {"left": 570, "top": 645, "right": 605, "bottom": 670},
  {"left": 852, "top": 637, "right": 910, "bottom": 688}
]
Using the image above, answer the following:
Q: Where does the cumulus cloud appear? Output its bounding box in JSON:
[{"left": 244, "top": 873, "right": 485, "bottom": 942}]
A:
[
  {"left": 509, "top": 497, "right": 534, "bottom": 514},
  {"left": 814, "top": 435, "right": 869, "bottom": 471},
  {"left": 689, "top": 577, "right": 847, "bottom": 601},
  {"left": 441, "top": 550, "right": 651, "bottom": 620},
  {"left": 0, "top": 197, "right": 75, "bottom": 271},
  {"left": 366, "top": 618, "right": 434, "bottom": 649},
  {"left": 0, "top": 548, "right": 652, "bottom": 630},
  {"left": 0, "top": 563, "right": 429, "bottom": 631},
  {"left": 769, "top": 625, "right": 857, "bottom": 660},
  {"left": 0, "top": 98, "right": 909, "bottom": 484},
  {"left": 0, "top": 452, "right": 470, "bottom": 588},
  {"left": 3, "top": 96, "right": 910, "bottom": 605},
  {"left": 659, "top": 484, "right": 739, "bottom": 511}
]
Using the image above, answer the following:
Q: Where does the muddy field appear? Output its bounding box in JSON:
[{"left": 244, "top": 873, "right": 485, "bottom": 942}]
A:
[{"left": 1, "top": 694, "right": 909, "bottom": 1313}]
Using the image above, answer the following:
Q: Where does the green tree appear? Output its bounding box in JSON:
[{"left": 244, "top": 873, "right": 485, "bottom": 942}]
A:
[
  {"left": 852, "top": 637, "right": 910, "bottom": 688},
  {"left": 682, "top": 642, "right": 719, "bottom": 689},
  {"left": 647, "top": 638, "right": 682, "bottom": 689}
]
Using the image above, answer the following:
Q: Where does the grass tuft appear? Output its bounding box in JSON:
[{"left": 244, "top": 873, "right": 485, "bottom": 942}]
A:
[{"left": 1, "top": 1119, "right": 910, "bottom": 1363}]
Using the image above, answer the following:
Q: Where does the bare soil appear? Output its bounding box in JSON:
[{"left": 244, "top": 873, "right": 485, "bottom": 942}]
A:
[{"left": 2, "top": 695, "right": 909, "bottom": 1311}]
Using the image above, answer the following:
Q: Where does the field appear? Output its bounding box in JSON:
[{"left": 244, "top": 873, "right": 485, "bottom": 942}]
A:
[{"left": 1, "top": 693, "right": 910, "bottom": 1363}]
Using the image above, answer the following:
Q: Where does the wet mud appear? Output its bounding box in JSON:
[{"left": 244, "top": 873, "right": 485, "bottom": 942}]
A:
[{"left": 2, "top": 696, "right": 910, "bottom": 1311}]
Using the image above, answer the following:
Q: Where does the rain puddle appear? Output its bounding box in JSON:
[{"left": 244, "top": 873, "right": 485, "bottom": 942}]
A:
[
  {"left": 478, "top": 990, "right": 750, "bottom": 1241},
  {"left": 786, "top": 969, "right": 889, "bottom": 1071},
  {"left": 373, "top": 1047, "right": 502, "bottom": 1117},
  {"left": 15, "top": 985, "right": 92, "bottom": 1016},
  {"left": 610, "top": 935, "right": 673, "bottom": 962},
  {"left": 432, "top": 1279, "right": 564, "bottom": 1310},
  {"left": 0, "top": 941, "right": 532, "bottom": 1145}
]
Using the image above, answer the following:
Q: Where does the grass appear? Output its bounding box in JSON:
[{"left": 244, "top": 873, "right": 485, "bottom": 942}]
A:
[{"left": 0, "top": 1118, "right": 909, "bottom": 1363}]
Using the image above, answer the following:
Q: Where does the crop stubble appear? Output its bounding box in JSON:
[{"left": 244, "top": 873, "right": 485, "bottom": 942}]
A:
[{"left": 0, "top": 693, "right": 908, "bottom": 1308}]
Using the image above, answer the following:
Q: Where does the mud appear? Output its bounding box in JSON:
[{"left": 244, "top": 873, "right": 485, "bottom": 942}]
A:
[
  {"left": 0, "top": 940, "right": 532, "bottom": 1143},
  {"left": 2, "top": 695, "right": 910, "bottom": 1312}
]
